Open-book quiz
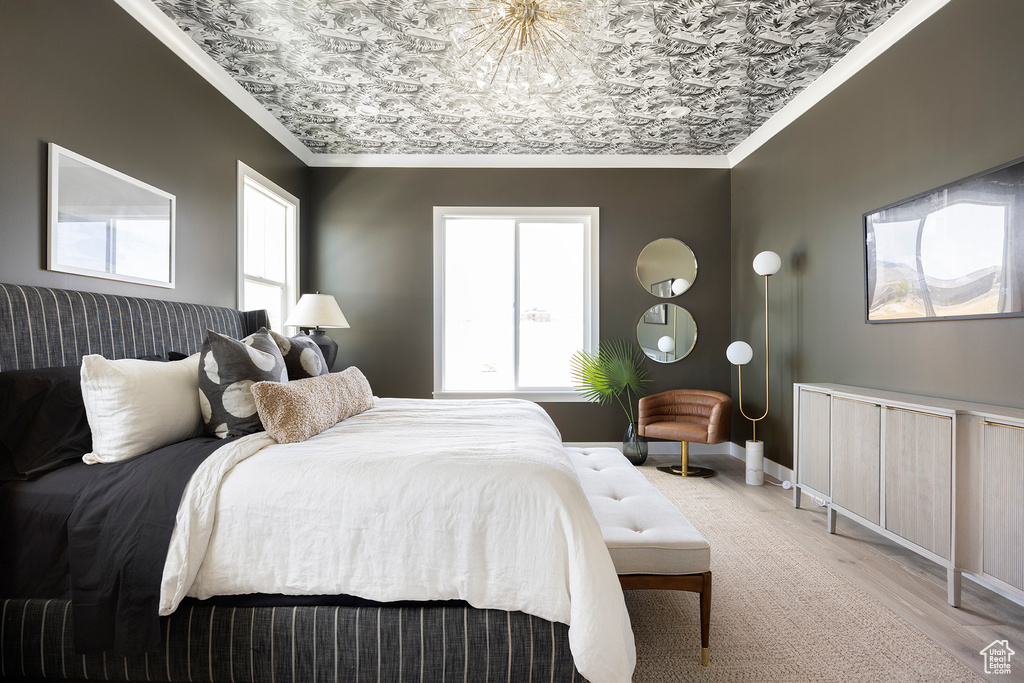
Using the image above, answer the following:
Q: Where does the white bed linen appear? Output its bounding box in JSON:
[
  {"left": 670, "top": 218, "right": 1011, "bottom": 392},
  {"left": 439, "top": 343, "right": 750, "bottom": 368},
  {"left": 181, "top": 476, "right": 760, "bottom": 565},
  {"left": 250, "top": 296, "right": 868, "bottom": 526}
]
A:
[{"left": 160, "top": 398, "right": 635, "bottom": 683}]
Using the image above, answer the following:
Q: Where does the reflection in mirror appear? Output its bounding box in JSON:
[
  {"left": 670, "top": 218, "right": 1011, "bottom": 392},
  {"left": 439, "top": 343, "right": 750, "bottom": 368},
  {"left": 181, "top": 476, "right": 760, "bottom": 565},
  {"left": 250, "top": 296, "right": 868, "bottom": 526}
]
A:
[
  {"left": 636, "top": 238, "right": 697, "bottom": 297},
  {"left": 637, "top": 304, "right": 697, "bottom": 363},
  {"left": 864, "top": 156, "right": 1024, "bottom": 322},
  {"left": 48, "top": 143, "right": 175, "bottom": 288},
  {"left": 868, "top": 202, "right": 1008, "bottom": 320}
]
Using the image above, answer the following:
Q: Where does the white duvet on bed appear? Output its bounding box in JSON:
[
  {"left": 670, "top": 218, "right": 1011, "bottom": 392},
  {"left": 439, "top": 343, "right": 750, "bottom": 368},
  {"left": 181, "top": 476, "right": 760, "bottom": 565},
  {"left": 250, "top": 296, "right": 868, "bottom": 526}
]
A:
[{"left": 160, "top": 398, "right": 635, "bottom": 683}]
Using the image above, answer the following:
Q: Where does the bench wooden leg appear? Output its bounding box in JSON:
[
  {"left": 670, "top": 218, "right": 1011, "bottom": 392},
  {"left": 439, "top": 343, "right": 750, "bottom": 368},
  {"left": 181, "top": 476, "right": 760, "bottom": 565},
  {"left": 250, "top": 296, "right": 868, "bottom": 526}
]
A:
[
  {"left": 699, "top": 571, "right": 711, "bottom": 666},
  {"left": 619, "top": 571, "right": 712, "bottom": 666}
]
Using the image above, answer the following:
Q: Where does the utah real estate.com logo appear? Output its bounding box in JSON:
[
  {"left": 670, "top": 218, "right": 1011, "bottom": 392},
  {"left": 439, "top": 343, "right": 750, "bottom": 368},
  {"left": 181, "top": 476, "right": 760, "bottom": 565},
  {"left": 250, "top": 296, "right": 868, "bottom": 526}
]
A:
[{"left": 981, "top": 640, "right": 1015, "bottom": 675}]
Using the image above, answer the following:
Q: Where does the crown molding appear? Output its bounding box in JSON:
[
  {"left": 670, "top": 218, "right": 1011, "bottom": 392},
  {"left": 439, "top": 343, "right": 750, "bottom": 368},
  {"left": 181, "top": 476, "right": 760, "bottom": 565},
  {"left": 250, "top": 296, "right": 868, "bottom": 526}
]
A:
[
  {"left": 113, "top": 0, "right": 317, "bottom": 165},
  {"left": 727, "top": 0, "right": 953, "bottom": 167},
  {"left": 119, "top": 0, "right": 948, "bottom": 171},
  {"left": 305, "top": 154, "right": 731, "bottom": 169}
]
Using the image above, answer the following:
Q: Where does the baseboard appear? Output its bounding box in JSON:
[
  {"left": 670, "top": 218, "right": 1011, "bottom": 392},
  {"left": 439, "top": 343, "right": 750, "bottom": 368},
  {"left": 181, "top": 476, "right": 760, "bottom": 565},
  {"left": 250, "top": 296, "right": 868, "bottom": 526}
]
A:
[
  {"left": 761, "top": 456, "right": 794, "bottom": 485},
  {"left": 563, "top": 441, "right": 733, "bottom": 455},
  {"left": 963, "top": 572, "right": 1024, "bottom": 610},
  {"left": 563, "top": 441, "right": 794, "bottom": 484}
]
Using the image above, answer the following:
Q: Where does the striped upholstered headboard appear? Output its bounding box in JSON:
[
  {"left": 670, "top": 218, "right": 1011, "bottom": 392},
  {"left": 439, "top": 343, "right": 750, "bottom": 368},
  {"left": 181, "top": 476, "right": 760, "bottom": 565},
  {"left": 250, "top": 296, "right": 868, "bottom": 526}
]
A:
[{"left": 0, "top": 283, "right": 269, "bottom": 371}]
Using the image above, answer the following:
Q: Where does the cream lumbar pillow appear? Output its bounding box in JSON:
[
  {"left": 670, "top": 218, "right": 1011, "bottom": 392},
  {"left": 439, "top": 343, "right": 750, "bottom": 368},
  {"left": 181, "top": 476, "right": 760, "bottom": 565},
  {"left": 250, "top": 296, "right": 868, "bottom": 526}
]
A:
[
  {"left": 80, "top": 354, "right": 203, "bottom": 464},
  {"left": 251, "top": 367, "right": 374, "bottom": 444}
]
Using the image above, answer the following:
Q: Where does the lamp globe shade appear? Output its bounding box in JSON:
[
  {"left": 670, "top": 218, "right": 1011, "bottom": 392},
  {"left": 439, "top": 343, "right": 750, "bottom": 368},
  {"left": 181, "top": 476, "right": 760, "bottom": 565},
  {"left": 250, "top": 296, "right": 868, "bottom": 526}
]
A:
[
  {"left": 657, "top": 335, "right": 674, "bottom": 353},
  {"left": 752, "top": 250, "right": 782, "bottom": 276},
  {"left": 727, "top": 341, "right": 753, "bottom": 365},
  {"left": 671, "top": 278, "right": 689, "bottom": 296}
]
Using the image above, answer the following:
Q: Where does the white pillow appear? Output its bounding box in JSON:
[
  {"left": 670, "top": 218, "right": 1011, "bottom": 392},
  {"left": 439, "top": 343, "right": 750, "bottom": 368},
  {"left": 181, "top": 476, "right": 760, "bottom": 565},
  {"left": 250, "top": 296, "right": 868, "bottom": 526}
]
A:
[{"left": 80, "top": 354, "right": 203, "bottom": 464}]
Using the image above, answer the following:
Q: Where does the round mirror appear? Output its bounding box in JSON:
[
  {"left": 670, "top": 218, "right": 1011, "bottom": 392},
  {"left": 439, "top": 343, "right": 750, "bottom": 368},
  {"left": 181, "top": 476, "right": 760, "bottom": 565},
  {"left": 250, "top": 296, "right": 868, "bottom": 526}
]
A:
[
  {"left": 636, "top": 238, "right": 697, "bottom": 297},
  {"left": 636, "top": 304, "right": 697, "bottom": 363}
]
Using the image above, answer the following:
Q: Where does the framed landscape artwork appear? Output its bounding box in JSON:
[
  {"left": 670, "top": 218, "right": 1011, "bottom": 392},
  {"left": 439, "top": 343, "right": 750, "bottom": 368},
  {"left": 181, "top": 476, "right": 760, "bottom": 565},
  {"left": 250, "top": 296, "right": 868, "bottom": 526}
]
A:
[{"left": 864, "top": 156, "right": 1024, "bottom": 323}]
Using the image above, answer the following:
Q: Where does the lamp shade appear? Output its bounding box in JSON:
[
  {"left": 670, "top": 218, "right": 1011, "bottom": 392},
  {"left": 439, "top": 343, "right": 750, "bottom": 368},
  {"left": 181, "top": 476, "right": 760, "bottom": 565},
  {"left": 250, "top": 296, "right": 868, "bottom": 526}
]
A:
[
  {"left": 671, "top": 278, "right": 690, "bottom": 296},
  {"left": 657, "top": 335, "right": 674, "bottom": 353},
  {"left": 752, "top": 250, "right": 782, "bottom": 276},
  {"left": 284, "top": 293, "right": 350, "bottom": 329},
  {"left": 726, "top": 341, "right": 753, "bottom": 365}
]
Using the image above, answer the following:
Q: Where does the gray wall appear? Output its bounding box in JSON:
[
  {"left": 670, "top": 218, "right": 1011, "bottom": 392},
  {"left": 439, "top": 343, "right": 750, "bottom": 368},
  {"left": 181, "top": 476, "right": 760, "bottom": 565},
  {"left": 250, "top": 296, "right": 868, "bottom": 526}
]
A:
[
  {"left": 0, "top": 0, "right": 306, "bottom": 307},
  {"left": 309, "top": 168, "right": 732, "bottom": 441},
  {"left": 730, "top": 0, "right": 1024, "bottom": 469}
]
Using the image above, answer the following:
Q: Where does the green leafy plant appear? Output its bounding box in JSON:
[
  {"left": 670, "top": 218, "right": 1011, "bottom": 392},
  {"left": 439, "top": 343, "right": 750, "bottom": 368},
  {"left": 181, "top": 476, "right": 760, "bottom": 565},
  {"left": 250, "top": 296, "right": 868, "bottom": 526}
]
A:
[
  {"left": 569, "top": 339, "right": 651, "bottom": 425},
  {"left": 893, "top": 279, "right": 910, "bottom": 302}
]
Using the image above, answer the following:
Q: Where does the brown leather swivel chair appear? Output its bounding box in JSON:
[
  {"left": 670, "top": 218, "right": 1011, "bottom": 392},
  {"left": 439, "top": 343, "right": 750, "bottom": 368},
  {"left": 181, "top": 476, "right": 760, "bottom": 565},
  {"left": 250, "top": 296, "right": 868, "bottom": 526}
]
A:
[{"left": 639, "top": 390, "right": 732, "bottom": 478}]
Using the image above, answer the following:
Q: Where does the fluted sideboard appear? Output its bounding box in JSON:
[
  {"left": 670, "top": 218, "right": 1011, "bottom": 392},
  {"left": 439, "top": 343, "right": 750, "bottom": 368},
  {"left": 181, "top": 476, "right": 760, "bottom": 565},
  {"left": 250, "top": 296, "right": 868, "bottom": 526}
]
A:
[{"left": 793, "top": 383, "right": 1024, "bottom": 608}]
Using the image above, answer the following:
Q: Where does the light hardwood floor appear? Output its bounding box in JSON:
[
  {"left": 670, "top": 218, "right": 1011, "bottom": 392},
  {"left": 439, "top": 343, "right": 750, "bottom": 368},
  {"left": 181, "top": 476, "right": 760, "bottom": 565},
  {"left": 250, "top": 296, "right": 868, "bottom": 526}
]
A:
[{"left": 665, "top": 451, "right": 1024, "bottom": 682}]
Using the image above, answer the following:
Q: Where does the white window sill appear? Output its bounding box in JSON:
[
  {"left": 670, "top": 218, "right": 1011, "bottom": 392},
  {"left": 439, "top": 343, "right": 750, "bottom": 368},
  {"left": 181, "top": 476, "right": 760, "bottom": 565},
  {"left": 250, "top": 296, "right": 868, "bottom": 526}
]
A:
[{"left": 432, "top": 391, "right": 589, "bottom": 403}]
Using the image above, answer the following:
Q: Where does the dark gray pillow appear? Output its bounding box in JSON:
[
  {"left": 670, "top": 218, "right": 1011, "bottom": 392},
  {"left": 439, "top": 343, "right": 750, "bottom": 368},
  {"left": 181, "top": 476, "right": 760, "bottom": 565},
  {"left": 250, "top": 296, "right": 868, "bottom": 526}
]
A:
[
  {"left": 266, "top": 328, "right": 329, "bottom": 380},
  {"left": 0, "top": 365, "right": 92, "bottom": 479},
  {"left": 198, "top": 329, "right": 287, "bottom": 438}
]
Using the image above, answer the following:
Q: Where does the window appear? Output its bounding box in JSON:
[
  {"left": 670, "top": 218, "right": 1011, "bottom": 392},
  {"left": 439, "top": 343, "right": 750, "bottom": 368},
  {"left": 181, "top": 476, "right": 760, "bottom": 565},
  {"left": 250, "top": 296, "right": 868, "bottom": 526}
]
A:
[
  {"left": 237, "top": 163, "right": 299, "bottom": 332},
  {"left": 433, "top": 207, "right": 599, "bottom": 401}
]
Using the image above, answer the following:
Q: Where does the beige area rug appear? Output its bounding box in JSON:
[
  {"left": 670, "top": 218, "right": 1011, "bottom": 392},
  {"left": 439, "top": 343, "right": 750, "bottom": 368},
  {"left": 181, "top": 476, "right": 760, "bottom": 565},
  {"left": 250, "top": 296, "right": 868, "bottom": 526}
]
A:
[{"left": 626, "top": 465, "right": 981, "bottom": 682}]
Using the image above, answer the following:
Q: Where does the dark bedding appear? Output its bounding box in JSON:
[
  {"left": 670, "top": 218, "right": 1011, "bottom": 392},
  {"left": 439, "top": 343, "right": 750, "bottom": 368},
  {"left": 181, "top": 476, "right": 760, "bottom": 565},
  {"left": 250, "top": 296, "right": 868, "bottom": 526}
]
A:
[
  {"left": 0, "top": 435, "right": 472, "bottom": 659},
  {"left": 0, "top": 435, "right": 237, "bottom": 654}
]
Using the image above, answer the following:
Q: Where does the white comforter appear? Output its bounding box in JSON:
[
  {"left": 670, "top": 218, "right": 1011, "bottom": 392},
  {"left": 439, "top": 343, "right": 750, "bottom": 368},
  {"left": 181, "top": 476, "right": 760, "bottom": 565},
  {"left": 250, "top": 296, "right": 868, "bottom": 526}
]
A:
[{"left": 160, "top": 398, "right": 635, "bottom": 682}]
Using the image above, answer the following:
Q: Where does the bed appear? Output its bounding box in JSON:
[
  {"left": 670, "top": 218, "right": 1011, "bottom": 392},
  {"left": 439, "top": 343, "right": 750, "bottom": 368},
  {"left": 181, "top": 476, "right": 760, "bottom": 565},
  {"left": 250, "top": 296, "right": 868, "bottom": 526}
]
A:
[{"left": 0, "top": 283, "right": 635, "bottom": 682}]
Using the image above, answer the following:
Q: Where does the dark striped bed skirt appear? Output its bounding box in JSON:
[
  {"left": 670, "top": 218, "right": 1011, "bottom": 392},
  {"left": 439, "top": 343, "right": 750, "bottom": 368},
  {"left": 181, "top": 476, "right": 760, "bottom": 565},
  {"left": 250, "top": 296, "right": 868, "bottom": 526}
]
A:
[{"left": 1, "top": 599, "right": 582, "bottom": 682}]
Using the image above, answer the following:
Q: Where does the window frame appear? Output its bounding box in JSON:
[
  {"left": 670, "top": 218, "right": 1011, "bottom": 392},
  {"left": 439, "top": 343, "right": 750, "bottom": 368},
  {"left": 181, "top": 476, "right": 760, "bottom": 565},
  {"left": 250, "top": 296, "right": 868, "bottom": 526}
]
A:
[
  {"left": 236, "top": 161, "right": 300, "bottom": 332},
  {"left": 433, "top": 206, "right": 599, "bottom": 402}
]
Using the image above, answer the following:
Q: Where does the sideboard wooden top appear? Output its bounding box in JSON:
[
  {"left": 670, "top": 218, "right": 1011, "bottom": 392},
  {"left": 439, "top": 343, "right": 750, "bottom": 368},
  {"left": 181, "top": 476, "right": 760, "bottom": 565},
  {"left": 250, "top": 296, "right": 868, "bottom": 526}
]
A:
[{"left": 793, "top": 383, "right": 1024, "bottom": 426}]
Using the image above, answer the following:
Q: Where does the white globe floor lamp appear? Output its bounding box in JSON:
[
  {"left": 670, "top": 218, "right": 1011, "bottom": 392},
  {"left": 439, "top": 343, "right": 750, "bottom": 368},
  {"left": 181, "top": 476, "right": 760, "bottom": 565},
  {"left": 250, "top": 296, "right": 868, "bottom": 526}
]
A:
[{"left": 727, "top": 250, "right": 782, "bottom": 486}]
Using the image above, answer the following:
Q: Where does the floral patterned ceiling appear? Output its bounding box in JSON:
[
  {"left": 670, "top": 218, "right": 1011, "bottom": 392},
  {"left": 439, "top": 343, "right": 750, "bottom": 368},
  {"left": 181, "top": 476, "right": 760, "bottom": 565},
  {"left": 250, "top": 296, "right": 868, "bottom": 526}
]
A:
[{"left": 153, "top": 0, "right": 912, "bottom": 156}]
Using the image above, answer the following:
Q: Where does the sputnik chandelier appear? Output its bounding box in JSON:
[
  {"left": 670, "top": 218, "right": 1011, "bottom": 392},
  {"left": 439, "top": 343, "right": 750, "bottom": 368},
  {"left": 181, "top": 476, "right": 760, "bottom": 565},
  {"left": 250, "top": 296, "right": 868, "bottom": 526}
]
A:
[{"left": 447, "top": 0, "right": 605, "bottom": 98}]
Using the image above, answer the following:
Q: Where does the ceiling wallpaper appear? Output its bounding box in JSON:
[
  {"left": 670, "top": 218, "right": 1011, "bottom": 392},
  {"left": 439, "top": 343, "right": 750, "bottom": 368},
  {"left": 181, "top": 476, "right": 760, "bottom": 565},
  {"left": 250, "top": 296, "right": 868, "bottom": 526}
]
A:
[{"left": 153, "top": 0, "right": 912, "bottom": 156}]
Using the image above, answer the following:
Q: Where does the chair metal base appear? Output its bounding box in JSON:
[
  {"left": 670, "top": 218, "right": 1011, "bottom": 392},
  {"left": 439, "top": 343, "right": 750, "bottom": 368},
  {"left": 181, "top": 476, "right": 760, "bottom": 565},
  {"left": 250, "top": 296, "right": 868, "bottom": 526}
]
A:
[
  {"left": 657, "top": 464, "right": 717, "bottom": 478},
  {"left": 657, "top": 441, "right": 716, "bottom": 478}
]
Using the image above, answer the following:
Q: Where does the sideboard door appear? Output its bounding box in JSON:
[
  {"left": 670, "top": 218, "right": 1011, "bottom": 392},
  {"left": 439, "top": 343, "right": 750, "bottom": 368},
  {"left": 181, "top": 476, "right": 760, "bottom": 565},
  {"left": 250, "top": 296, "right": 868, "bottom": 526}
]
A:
[
  {"left": 982, "top": 422, "right": 1024, "bottom": 592},
  {"left": 884, "top": 408, "right": 953, "bottom": 560},
  {"left": 797, "top": 389, "right": 831, "bottom": 495},
  {"left": 831, "top": 398, "right": 881, "bottom": 524}
]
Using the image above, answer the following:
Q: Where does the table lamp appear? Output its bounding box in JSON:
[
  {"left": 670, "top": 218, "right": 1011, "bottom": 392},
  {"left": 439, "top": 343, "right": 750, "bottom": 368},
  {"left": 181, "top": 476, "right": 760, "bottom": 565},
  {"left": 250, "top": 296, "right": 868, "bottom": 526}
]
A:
[{"left": 284, "top": 292, "right": 349, "bottom": 369}]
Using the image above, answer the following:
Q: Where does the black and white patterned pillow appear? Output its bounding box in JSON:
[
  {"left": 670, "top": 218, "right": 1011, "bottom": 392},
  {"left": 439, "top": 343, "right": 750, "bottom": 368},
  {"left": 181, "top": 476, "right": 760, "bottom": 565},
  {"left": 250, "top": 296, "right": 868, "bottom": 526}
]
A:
[
  {"left": 266, "top": 329, "right": 329, "bottom": 380},
  {"left": 198, "top": 330, "right": 287, "bottom": 438}
]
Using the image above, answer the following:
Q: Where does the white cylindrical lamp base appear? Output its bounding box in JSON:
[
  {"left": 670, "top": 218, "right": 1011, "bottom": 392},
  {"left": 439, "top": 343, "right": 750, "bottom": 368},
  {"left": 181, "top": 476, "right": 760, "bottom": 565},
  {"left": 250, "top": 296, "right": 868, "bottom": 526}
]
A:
[{"left": 745, "top": 440, "right": 764, "bottom": 486}]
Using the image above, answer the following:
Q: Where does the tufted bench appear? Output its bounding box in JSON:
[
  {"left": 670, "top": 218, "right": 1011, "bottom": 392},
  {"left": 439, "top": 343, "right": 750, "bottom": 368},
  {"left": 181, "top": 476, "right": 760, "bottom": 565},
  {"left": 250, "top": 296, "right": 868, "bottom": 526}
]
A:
[{"left": 567, "top": 447, "right": 712, "bottom": 666}]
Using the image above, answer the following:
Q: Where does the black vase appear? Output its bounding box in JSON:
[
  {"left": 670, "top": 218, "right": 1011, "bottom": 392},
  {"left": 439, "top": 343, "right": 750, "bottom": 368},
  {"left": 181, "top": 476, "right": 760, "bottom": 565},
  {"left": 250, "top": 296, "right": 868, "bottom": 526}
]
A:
[{"left": 622, "top": 422, "right": 648, "bottom": 465}]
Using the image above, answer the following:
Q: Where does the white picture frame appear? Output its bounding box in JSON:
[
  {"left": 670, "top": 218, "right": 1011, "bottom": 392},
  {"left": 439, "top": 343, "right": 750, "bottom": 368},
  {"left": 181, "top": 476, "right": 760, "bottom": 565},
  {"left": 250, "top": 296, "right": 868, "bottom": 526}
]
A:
[{"left": 48, "top": 143, "right": 176, "bottom": 288}]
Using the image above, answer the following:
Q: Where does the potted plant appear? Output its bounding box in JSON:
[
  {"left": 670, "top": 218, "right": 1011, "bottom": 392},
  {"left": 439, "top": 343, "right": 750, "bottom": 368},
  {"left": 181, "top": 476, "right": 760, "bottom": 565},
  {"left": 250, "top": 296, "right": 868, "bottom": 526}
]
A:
[{"left": 570, "top": 339, "right": 651, "bottom": 464}]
